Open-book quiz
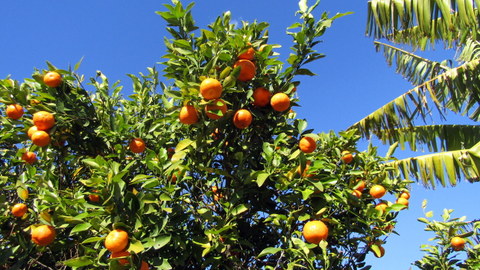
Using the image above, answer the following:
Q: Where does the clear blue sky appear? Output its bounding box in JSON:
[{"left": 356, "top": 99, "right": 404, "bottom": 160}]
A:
[{"left": 1, "top": 1, "right": 476, "bottom": 269}]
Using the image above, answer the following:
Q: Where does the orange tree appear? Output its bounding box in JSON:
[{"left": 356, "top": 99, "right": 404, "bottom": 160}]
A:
[
  {"left": 0, "top": 1, "right": 413, "bottom": 269},
  {"left": 414, "top": 206, "right": 480, "bottom": 269}
]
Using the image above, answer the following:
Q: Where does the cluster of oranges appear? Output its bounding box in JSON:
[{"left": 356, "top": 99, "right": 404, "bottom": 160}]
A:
[
  {"left": 105, "top": 228, "right": 149, "bottom": 269},
  {"left": 5, "top": 72, "right": 62, "bottom": 247},
  {"left": 4, "top": 72, "right": 60, "bottom": 165},
  {"left": 29, "top": 110, "right": 56, "bottom": 147},
  {"left": 10, "top": 203, "right": 57, "bottom": 246},
  {"left": 178, "top": 44, "right": 293, "bottom": 131}
]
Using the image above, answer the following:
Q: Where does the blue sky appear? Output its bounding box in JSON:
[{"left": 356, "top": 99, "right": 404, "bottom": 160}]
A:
[{"left": 1, "top": 1, "right": 477, "bottom": 269}]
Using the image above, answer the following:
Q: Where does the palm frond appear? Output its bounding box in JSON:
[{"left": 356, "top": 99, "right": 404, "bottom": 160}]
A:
[
  {"left": 367, "top": 0, "right": 480, "bottom": 50},
  {"left": 374, "top": 41, "right": 451, "bottom": 85},
  {"left": 458, "top": 38, "right": 480, "bottom": 62},
  {"left": 386, "top": 141, "right": 480, "bottom": 188},
  {"left": 349, "top": 58, "right": 480, "bottom": 138},
  {"left": 377, "top": 125, "right": 480, "bottom": 152}
]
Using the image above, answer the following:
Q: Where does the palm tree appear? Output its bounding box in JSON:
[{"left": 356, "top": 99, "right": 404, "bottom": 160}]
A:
[{"left": 348, "top": 0, "right": 480, "bottom": 188}]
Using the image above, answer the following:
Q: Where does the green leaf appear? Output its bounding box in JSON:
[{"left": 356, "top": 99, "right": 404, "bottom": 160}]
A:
[
  {"left": 127, "top": 238, "right": 144, "bottom": 253},
  {"left": 74, "top": 57, "right": 84, "bottom": 71},
  {"left": 298, "top": 0, "right": 308, "bottom": 13},
  {"left": 257, "top": 247, "right": 283, "bottom": 258},
  {"left": 385, "top": 142, "right": 398, "bottom": 159},
  {"left": 202, "top": 244, "right": 212, "bottom": 257},
  {"left": 310, "top": 180, "right": 324, "bottom": 192},
  {"left": 301, "top": 189, "right": 315, "bottom": 200},
  {"left": 422, "top": 199, "right": 428, "bottom": 209},
  {"left": 289, "top": 149, "right": 301, "bottom": 160},
  {"left": 131, "top": 174, "right": 155, "bottom": 184},
  {"left": 390, "top": 203, "right": 407, "bottom": 211},
  {"left": 171, "top": 151, "right": 187, "bottom": 162},
  {"left": 81, "top": 236, "right": 104, "bottom": 244},
  {"left": 82, "top": 159, "right": 100, "bottom": 169},
  {"left": 154, "top": 234, "right": 172, "bottom": 249},
  {"left": 70, "top": 223, "right": 92, "bottom": 235},
  {"left": 63, "top": 256, "right": 94, "bottom": 267},
  {"left": 176, "top": 138, "right": 193, "bottom": 151},
  {"left": 417, "top": 217, "right": 429, "bottom": 224},
  {"left": 295, "top": 68, "right": 316, "bottom": 76},
  {"left": 230, "top": 204, "right": 248, "bottom": 216},
  {"left": 256, "top": 172, "right": 270, "bottom": 187}
]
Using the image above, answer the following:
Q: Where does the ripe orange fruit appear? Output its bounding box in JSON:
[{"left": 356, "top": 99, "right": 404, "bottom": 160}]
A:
[
  {"left": 213, "top": 193, "right": 224, "bottom": 202},
  {"left": 89, "top": 194, "right": 100, "bottom": 202},
  {"left": 21, "top": 151, "right": 37, "bottom": 165},
  {"left": 6, "top": 104, "right": 24, "bottom": 120},
  {"left": 238, "top": 47, "right": 255, "bottom": 60},
  {"left": 451, "top": 236, "right": 466, "bottom": 251},
  {"left": 11, "top": 203, "right": 28, "bottom": 217},
  {"left": 105, "top": 229, "right": 129, "bottom": 253},
  {"left": 43, "top": 71, "right": 62, "bottom": 87},
  {"left": 270, "top": 93, "right": 290, "bottom": 112},
  {"left": 370, "top": 185, "right": 387, "bottom": 199},
  {"left": 400, "top": 191, "right": 410, "bottom": 199},
  {"left": 341, "top": 151, "right": 354, "bottom": 164},
  {"left": 89, "top": 190, "right": 101, "bottom": 202},
  {"left": 179, "top": 104, "right": 199, "bottom": 125},
  {"left": 140, "top": 261, "right": 149, "bottom": 270},
  {"left": 110, "top": 250, "right": 130, "bottom": 265},
  {"left": 233, "top": 109, "right": 253, "bottom": 129},
  {"left": 211, "top": 186, "right": 219, "bottom": 193},
  {"left": 396, "top": 197, "right": 409, "bottom": 207},
  {"left": 205, "top": 99, "right": 227, "bottom": 120},
  {"left": 375, "top": 202, "right": 388, "bottom": 214},
  {"left": 355, "top": 180, "right": 366, "bottom": 192},
  {"left": 31, "top": 225, "right": 56, "bottom": 246},
  {"left": 299, "top": 136, "right": 316, "bottom": 153},
  {"left": 351, "top": 189, "right": 362, "bottom": 198},
  {"left": 252, "top": 87, "right": 271, "bottom": 107},
  {"left": 31, "top": 131, "right": 51, "bottom": 147},
  {"left": 302, "top": 220, "right": 328, "bottom": 244},
  {"left": 33, "top": 111, "right": 55, "bottom": 131},
  {"left": 234, "top": 59, "right": 256, "bottom": 81},
  {"left": 27, "top": 126, "right": 39, "bottom": 138},
  {"left": 129, "top": 138, "right": 146, "bottom": 153},
  {"left": 373, "top": 245, "right": 385, "bottom": 258},
  {"left": 200, "top": 78, "right": 222, "bottom": 100}
]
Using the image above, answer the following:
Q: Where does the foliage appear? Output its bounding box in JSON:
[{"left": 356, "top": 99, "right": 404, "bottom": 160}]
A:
[
  {"left": 350, "top": 0, "right": 480, "bottom": 188},
  {"left": 414, "top": 205, "right": 480, "bottom": 269},
  {"left": 0, "top": 1, "right": 416, "bottom": 269}
]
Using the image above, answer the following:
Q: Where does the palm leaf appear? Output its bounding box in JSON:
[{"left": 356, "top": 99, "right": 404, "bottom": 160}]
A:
[
  {"left": 374, "top": 41, "right": 451, "bottom": 85},
  {"left": 376, "top": 125, "right": 480, "bottom": 152},
  {"left": 386, "top": 141, "right": 480, "bottom": 188},
  {"left": 458, "top": 38, "right": 480, "bottom": 62},
  {"left": 366, "top": 0, "right": 480, "bottom": 50},
  {"left": 349, "top": 58, "right": 480, "bottom": 138}
]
